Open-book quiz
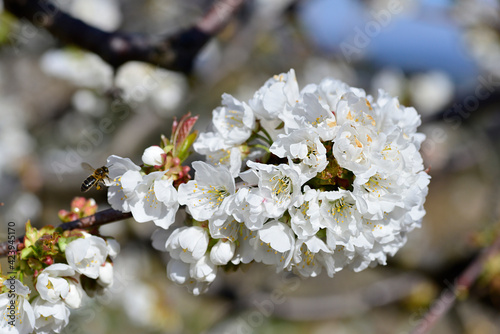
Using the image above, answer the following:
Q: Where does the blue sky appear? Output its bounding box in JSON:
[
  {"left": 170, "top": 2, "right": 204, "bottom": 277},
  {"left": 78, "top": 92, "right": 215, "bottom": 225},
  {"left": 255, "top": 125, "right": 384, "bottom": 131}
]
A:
[{"left": 299, "top": 0, "right": 478, "bottom": 85}]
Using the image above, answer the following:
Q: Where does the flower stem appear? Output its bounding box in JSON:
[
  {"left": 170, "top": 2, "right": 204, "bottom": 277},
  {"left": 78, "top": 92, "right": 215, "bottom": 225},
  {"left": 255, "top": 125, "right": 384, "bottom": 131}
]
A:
[
  {"left": 253, "top": 144, "right": 271, "bottom": 153},
  {"left": 253, "top": 133, "right": 273, "bottom": 146},
  {"left": 259, "top": 126, "right": 273, "bottom": 143}
]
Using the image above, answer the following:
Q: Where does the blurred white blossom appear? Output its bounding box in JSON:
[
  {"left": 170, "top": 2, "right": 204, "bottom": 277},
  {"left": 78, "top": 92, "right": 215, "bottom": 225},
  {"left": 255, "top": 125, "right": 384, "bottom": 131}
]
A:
[
  {"left": 371, "top": 68, "right": 405, "bottom": 98},
  {"left": 409, "top": 71, "right": 454, "bottom": 114},
  {"left": 69, "top": 0, "right": 122, "bottom": 32},
  {"left": 40, "top": 49, "right": 113, "bottom": 90},
  {"left": 115, "top": 61, "right": 187, "bottom": 115}
]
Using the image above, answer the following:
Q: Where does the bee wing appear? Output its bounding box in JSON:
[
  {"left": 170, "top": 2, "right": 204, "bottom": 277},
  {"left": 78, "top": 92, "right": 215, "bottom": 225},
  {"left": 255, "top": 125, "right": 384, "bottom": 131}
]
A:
[{"left": 81, "top": 162, "right": 95, "bottom": 173}]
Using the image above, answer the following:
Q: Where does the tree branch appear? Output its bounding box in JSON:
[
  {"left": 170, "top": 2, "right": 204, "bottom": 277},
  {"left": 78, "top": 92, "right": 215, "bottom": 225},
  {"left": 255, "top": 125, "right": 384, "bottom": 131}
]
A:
[
  {"left": 410, "top": 232, "right": 500, "bottom": 334},
  {"left": 4, "top": 0, "right": 246, "bottom": 72},
  {"left": 0, "top": 208, "right": 132, "bottom": 258}
]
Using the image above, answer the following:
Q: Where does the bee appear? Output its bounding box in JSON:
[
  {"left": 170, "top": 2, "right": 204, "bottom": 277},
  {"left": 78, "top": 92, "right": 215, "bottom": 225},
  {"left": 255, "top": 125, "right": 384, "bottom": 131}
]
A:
[{"left": 81, "top": 163, "right": 110, "bottom": 192}]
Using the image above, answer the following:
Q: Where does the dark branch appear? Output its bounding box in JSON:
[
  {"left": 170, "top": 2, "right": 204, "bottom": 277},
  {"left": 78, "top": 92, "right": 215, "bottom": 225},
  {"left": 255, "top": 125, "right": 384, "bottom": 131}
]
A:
[
  {"left": 4, "top": 0, "right": 246, "bottom": 72},
  {"left": 410, "top": 233, "right": 500, "bottom": 334},
  {"left": 0, "top": 208, "right": 132, "bottom": 257}
]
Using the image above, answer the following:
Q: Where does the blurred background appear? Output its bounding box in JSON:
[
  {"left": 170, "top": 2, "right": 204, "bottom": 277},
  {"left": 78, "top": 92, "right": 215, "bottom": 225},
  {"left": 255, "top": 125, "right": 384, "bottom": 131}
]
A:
[{"left": 1, "top": 0, "right": 500, "bottom": 333}]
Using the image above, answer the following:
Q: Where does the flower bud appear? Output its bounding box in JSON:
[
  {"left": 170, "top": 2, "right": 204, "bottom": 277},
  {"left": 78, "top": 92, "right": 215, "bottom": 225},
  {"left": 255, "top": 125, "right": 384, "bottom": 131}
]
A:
[
  {"left": 142, "top": 146, "right": 164, "bottom": 166},
  {"left": 210, "top": 239, "right": 235, "bottom": 265}
]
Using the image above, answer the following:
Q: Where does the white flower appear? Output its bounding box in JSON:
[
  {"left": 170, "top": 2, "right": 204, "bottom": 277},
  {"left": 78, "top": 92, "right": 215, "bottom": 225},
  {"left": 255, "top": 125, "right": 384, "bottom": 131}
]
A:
[
  {"left": 106, "top": 155, "right": 141, "bottom": 212},
  {"left": 212, "top": 93, "right": 255, "bottom": 145},
  {"left": 226, "top": 187, "right": 268, "bottom": 230},
  {"left": 97, "top": 262, "right": 114, "bottom": 288},
  {"left": 334, "top": 91, "right": 377, "bottom": 128},
  {"left": 166, "top": 259, "right": 210, "bottom": 296},
  {"left": 193, "top": 132, "right": 242, "bottom": 175},
  {"left": 270, "top": 129, "right": 328, "bottom": 179},
  {"left": 0, "top": 279, "right": 35, "bottom": 334},
  {"left": 65, "top": 235, "right": 108, "bottom": 279},
  {"left": 105, "top": 238, "right": 120, "bottom": 259},
  {"left": 209, "top": 216, "right": 242, "bottom": 242},
  {"left": 32, "top": 297, "right": 70, "bottom": 334},
  {"left": 193, "top": 131, "right": 228, "bottom": 155},
  {"left": 315, "top": 77, "right": 360, "bottom": 111},
  {"left": 208, "top": 215, "right": 257, "bottom": 265},
  {"left": 344, "top": 233, "right": 378, "bottom": 272},
  {"left": 210, "top": 239, "right": 236, "bottom": 265},
  {"left": 326, "top": 233, "right": 358, "bottom": 271},
  {"left": 141, "top": 146, "right": 165, "bottom": 166},
  {"left": 283, "top": 93, "right": 338, "bottom": 141},
  {"left": 318, "top": 190, "right": 361, "bottom": 244},
  {"left": 376, "top": 90, "right": 424, "bottom": 144},
  {"left": 353, "top": 171, "right": 405, "bottom": 220},
  {"left": 293, "top": 236, "right": 336, "bottom": 278},
  {"left": 122, "top": 170, "right": 179, "bottom": 229},
  {"left": 229, "top": 224, "right": 258, "bottom": 265},
  {"left": 289, "top": 187, "right": 322, "bottom": 239},
  {"left": 332, "top": 122, "right": 379, "bottom": 178},
  {"left": 251, "top": 220, "right": 295, "bottom": 272},
  {"left": 241, "top": 161, "right": 303, "bottom": 218},
  {"left": 62, "top": 278, "right": 84, "bottom": 310},
  {"left": 165, "top": 226, "right": 208, "bottom": 264},
  {"left": 178, "top": 161, "right": 235, "bottom": 222},
  {"left": 151, "top": 227, "right": 171, "bottom": 252},
  {"left": 189, "top": 254, "right": 217, "bottom": 283},
  {"left": 167, "top": 259, "right": 190, "bottom": 285},
  {"left": 35, "top": 264, "right": 83, "bottom": 309},
  {"left": 249, "top": 69, "right": 300, "bottom": 120}
]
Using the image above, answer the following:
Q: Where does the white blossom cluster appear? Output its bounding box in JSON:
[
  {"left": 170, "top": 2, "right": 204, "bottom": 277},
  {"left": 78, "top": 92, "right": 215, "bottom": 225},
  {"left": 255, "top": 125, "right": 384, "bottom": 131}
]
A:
[
  {"left": 107, "top": 69, "right": 429, "bottom": 295},
  {"left": 106, "top": 150, "right": 180, "bottom": 231},
  {"left": 0, "top": 233, "right": 119, "bottom": 334}
]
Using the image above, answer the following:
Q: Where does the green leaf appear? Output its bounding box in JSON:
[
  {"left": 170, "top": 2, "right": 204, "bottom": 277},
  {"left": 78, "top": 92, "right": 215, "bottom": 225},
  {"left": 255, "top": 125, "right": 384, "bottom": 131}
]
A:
[
  {"left": 176, "top": 132, "right": 198, "bottom": 162},
  {"left": 20, "top": 247, "right": 33, "bottom": 260}
]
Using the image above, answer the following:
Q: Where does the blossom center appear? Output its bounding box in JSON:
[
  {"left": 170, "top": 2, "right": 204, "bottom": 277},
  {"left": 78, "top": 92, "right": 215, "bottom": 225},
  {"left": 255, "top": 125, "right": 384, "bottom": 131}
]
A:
[
  {"left": 224, "top": 110, "right": 245, "bottom": 129},
  {"left": 269, "top": 174, "right": 292, "bottom": 204},
  {"left": 326, "top": 198, "right": 352, "bottom": 224},
  {"left": 364, "top": 175, "right": 389, "bottom": 197},
  {"left": 300, "top": 245, "right": 316, "bottom": 268},
  {"left": 204, "top": 185, "right": 229, "bottom": 209}
]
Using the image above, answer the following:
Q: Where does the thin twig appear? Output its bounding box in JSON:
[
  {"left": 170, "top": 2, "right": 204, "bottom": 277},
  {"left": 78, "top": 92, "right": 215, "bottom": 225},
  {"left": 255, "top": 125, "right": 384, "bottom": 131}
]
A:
[
  {"left": 4, "top": 0, "right": 246, "bottom": 72},
  {"left": 410, "top": 233, "right": 500, "bottom": 334},
  {"left": 0, "top": 208, "right": 132, "bottom": 258}
]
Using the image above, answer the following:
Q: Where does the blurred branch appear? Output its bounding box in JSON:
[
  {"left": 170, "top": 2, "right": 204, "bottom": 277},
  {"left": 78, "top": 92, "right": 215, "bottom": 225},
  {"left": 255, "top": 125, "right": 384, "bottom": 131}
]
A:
[
  {"left": 0, "top": 208, "right": 132, "bottom": 257},
  {"left": 206, "top": 0, "right": 298, "bottom": 83},
  {"left": 3, "top": 0, "right": 246, "bottom": 73},
  {"left": 410, "top": 232, "right": 500, "bottom": 334}
]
